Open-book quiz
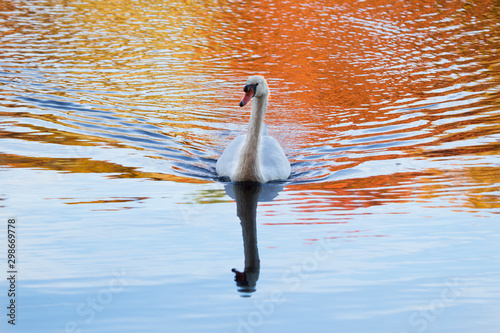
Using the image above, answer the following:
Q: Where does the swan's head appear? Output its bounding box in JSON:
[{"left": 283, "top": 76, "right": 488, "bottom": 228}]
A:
[{"left": 239, "top": 75, "right": 269, "bottom": 107}]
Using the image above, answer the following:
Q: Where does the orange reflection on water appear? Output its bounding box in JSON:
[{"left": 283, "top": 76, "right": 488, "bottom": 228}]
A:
[
  {"left": 223, "top": 0, "right": 499, "bottom": 160},
  {"left": 0, "top": 0, "right": 498, "bottom": 212},
  {"left": 0, "top": 153, "right": 210, "bottom": 183},
  {"left": 231, "top": 0, "right": 498, "bottom": 105},
  {"left": 217, "top": 0, "right": 500, "bottom": 215}
]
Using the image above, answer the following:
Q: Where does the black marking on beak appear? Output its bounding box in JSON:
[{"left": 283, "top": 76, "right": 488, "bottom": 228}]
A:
[{"left": 240, "top": 83, "right": 258, "bottom": 107}]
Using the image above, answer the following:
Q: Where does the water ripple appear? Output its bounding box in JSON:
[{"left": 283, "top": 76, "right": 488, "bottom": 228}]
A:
[{"left": 0, "top": 0, "right": 498, "bottom": 189}]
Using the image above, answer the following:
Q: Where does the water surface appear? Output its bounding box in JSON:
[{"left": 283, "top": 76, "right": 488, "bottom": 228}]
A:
[{"left": 1, "top": 0, "right": 499, "bottom": 332}]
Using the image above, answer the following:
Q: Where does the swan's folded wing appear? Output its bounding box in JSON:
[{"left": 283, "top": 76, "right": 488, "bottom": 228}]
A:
[
  {"left": 259, "top": 136, "right": 291, "bottom": 182},
  {"left": 215, "top": 135, "right": 246, "bottom": 179}
]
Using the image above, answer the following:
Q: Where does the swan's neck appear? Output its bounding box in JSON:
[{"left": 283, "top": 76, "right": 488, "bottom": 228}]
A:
[{"left": 234, "top": 96, "right": 267, "bottom": 182}]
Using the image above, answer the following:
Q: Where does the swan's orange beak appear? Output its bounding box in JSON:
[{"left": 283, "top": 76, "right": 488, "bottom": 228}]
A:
[{"left": 239, "top": 86, "right": 255, "bottom": 107}]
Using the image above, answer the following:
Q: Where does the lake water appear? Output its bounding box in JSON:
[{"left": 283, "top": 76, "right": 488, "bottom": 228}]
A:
[{"left": 1, "top": 0, "right": 499, "bottom": 332}]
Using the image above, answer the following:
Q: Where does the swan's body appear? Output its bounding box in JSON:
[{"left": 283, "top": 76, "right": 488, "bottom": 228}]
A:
[{"left": 216, "top": 75, "right": 291, "bottom": 183}]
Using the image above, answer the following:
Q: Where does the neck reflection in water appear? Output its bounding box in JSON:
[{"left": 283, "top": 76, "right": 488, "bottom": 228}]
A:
[{"left": 226, "top": 182, "right": 285, "bottom": 297}]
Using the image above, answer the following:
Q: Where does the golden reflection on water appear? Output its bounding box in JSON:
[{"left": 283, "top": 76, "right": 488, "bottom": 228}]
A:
[{"left": 0, "top": 0, "right": 499, "bottom": 213}]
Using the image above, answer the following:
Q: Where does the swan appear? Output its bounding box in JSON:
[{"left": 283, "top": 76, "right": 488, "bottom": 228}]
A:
[{"left": 216, "top": 75, "right": 291, "bottom": 183}]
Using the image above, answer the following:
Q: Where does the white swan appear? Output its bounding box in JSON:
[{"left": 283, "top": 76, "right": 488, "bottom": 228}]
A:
[{"left": 216, "top": 75, "right": 291, "bottom": 183}]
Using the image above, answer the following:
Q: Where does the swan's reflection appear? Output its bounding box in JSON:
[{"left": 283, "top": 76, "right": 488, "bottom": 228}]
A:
[{"left": 226, "top": 182, "right": 286, "bottom": 297}]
